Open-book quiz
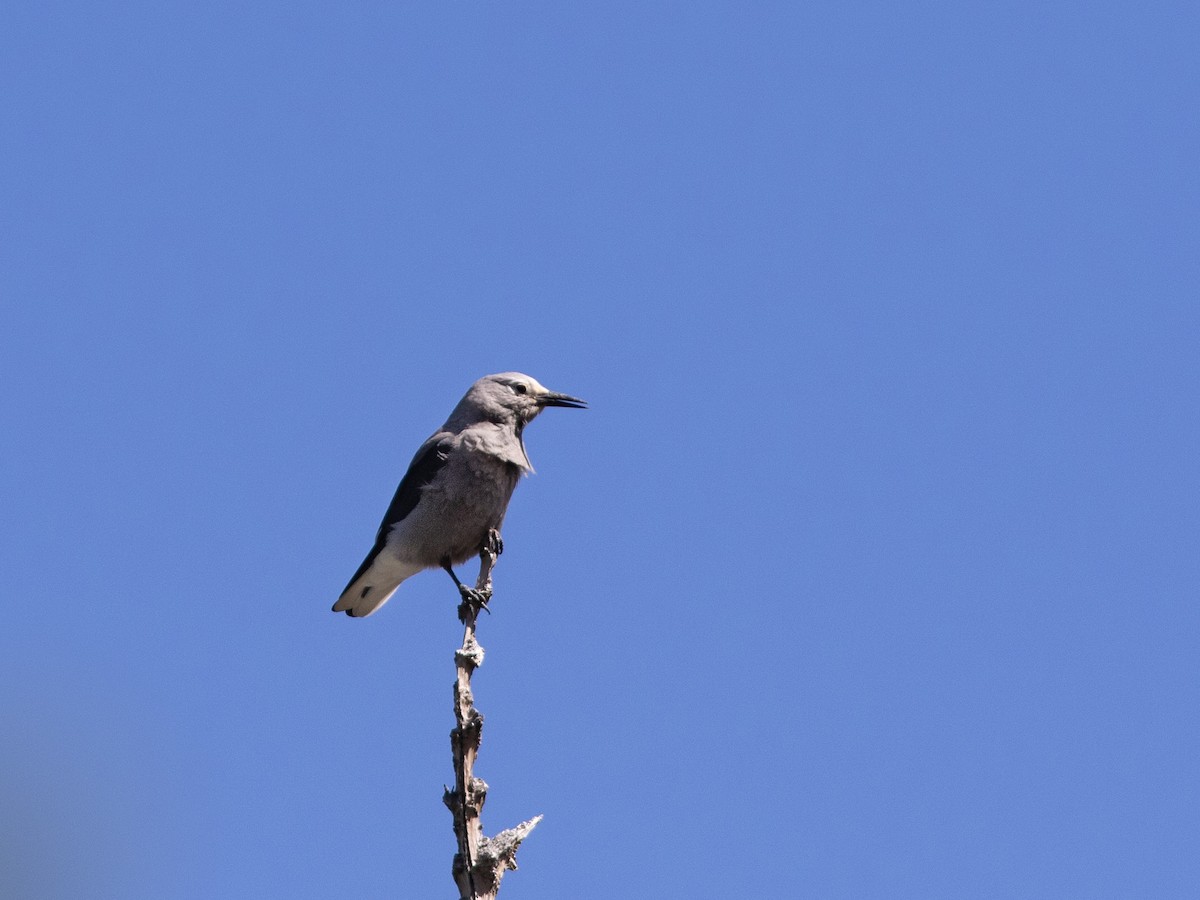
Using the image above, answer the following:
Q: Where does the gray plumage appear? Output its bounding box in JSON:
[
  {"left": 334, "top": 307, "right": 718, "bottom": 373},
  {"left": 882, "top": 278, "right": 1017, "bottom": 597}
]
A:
[{"left": 333, "top": 372, "right": 586, "bottom": 618}]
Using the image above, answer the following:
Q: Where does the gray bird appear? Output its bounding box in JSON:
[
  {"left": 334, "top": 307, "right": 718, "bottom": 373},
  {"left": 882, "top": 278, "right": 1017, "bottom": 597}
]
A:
[{"left": 333, "top": 372, "right": 586, "bottom": 618}]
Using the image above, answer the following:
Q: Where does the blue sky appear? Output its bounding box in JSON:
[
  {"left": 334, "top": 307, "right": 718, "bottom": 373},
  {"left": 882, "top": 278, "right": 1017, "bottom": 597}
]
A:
[{"left": 2, "top": 2, "right": 1198, "bottom": 897}]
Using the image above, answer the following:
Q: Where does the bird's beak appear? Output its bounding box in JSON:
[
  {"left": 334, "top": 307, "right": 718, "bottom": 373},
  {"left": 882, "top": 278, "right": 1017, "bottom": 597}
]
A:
[{"left": 538, "top": 390, "right": 587, "bottom": 409}]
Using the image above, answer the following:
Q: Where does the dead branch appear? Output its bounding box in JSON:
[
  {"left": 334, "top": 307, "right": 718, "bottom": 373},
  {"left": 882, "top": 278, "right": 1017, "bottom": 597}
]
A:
[{"left": 442, "top": 532, "right": 541, "bottom": 899}]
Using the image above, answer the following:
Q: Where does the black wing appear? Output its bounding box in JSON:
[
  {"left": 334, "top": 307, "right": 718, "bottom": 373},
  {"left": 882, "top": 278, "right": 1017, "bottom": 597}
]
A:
[
  {"left": 374, "top": 436, "right": 453, "bottom": 538},
  {"left": 340, "top": 436, "right": 452, "bottom": 593}
]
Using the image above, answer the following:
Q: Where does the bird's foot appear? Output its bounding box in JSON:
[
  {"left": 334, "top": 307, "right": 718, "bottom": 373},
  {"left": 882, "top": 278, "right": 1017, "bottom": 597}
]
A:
[
  {"left": 457, "top": 584, "right": 492, "bottom": 620},
  {"left": 484, "top": 529, "right": 504, "bottom": 558}
]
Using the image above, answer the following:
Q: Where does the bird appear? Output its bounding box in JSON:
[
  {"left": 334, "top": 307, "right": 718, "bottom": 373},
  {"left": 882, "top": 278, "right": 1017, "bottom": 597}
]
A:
[{"left": 333, "top": 372, "right": 586, "bottom": 618}]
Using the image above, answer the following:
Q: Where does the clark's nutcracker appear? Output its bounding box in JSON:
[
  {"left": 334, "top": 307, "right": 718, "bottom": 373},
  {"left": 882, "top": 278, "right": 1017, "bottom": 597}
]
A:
[{"left": 333, "top": 372, "right": 586, "bottom": 618}]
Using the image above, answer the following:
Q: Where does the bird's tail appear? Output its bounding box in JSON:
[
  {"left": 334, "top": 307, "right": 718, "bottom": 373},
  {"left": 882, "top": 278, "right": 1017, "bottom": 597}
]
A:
[{"left": 333, "top": 554, "right": 419, "bottom": 618}]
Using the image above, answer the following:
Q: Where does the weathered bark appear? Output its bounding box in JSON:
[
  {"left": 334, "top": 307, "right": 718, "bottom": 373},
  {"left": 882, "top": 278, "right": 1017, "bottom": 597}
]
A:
[{"left": 443, "top": 534, "right": 541, "bottom": 899}]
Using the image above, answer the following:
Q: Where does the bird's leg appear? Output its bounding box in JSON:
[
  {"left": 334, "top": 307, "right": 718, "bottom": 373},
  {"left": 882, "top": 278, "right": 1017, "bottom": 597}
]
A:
[
  {"left": 485, "top": 529, "right": 504, "bottom": 558},
  {"left": 442, "top": 556, "right": 491, "bottom": 617}
]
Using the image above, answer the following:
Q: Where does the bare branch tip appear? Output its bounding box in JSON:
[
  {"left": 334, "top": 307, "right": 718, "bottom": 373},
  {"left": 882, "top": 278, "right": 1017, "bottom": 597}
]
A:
[{"left": 478, "top": 814, "right": 543, "bottom": 871}]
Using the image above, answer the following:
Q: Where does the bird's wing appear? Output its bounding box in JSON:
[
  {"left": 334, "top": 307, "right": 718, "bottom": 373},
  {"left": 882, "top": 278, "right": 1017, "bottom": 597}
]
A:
[
  {"left": 339, "top": 434, "right": 453, "bottom": 592},
  {"left": 373, "top": 433, "right": 454, "bottom": 538}
]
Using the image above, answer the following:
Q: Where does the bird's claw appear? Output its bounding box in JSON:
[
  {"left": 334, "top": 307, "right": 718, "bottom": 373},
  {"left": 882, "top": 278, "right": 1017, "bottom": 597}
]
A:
[{"left": 484, "top": 529, "right": 504, "bottom": 558}]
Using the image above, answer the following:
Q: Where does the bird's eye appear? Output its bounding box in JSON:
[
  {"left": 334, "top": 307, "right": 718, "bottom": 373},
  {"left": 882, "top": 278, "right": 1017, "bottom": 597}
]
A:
[{"left": 513, "top": 383, "right": 528, "bottom": 395}]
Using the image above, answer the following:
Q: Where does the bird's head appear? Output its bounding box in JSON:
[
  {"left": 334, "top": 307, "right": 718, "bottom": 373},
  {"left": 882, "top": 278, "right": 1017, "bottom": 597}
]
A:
[
  {"left": 463, "top": 372, "right": 587, "bottom": 426},
  {"left": 472, "top": 374, "right": 585, "bottom": 427}
]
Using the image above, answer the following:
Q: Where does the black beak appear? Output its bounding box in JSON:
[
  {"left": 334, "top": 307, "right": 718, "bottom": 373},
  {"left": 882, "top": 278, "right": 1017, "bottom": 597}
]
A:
[{"left": 539, "top": 391, "right": 587, "bottom": 409}]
